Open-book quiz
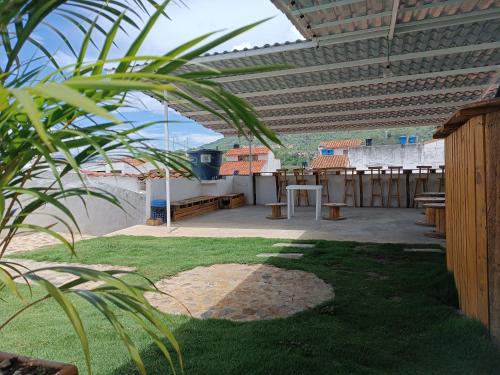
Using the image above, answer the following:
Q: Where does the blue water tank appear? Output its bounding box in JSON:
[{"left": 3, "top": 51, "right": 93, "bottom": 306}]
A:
[
  {"left": 408, "top": 135, "right": 417, "bottom": 144},
  {"left": 187, "top": 149, "right": 223, "bottom": 180},
  {"left": 151, "top": 199, "right": 166, "bottom": 207},
  {"left": 399, "top": 136, "right": 407, "bottom": 145}
]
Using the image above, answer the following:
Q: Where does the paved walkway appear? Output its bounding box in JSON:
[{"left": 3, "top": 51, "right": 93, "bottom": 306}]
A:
[
  {"left": 3, "top": 232, "right": 93, "bottom": 255},
  {"left": 8, "top": 258, "right": 134, "bottom": 290},
  {"left": 109, "top": 206, "right": 444, "bottom": 244},
  {"left": 146, "top": 263, "right": 334, "bottom": 321}
]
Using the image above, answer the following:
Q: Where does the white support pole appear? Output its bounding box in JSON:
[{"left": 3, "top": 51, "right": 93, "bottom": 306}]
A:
[
  {"left": 163, "top": 91, "right": 171, "bottom": 230},
  {"left": 248, "top": 135, "right": 253, "bottom": 204}
]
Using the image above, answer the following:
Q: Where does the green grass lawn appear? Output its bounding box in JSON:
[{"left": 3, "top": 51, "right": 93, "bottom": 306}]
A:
[{"left": 1, "top": 236, "right": 499, "bottom": 374}]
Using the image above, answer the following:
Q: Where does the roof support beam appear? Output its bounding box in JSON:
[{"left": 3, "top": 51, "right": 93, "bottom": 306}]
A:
[
  {"left": 201, "top": 101, "right": 472, "bottom": 126},
  {"left": 397, "top": 8, "right": 500, "bottom": 34},
  {"left": 170, "top": 68, "right": 493, "bottom": 110},
  {"left": 234, "top": 65, "right": 500, "bottom": 99},
  {"left": 181, "top": 85, "right": 488, "bottom": 116},
  {"left": 388, "top": 0, "right": 400, "bottom": 41},
  {"left": 219, "top": 115, "right": 445, "bottom": 134},
  {"left": 316, "top": 8, "right": 500, "bottom": 45},
  {"left": 220, "top": 120, "right": 442, "bottom": 134},
  {"left": 191, "top": 4, "right": 498, "bottom": 64},
  {"left": 211, "top": 42, "right": 500, "bottom": 83},
  {"left": 311, "top": 11, "right": 393, "bottom": 30}
]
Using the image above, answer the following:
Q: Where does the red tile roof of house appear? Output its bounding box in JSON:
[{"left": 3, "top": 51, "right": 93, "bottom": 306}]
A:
[
  {"left": 311, "top": 155, "right": 349, "bottom": 169},
  {"left": 117, "top": 157, "right": 145, "bottom": 166},
  {"left": 319, "top": 139, "right": 363, "bottom": 149},
  {"left": 219, "top": 160, "right": 266, "bottom": 176},
  {"left": 81, "top": 170, "right": 140, "bottom": 178},
  {"left": 81, "top": 169, "right": 185, "bottom": 179},
  {"left": 225, "top": 146, "right": 270, "bottom": 157}
]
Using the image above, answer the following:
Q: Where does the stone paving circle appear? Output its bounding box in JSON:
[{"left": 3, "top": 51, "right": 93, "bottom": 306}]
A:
[{"left": 146, "top": 263, "right": 334, "bottom": 321}]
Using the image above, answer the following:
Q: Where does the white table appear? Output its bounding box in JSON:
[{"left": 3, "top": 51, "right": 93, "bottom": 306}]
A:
[{"left": 286, "top": 185, "right": 322, "bottom": 221}]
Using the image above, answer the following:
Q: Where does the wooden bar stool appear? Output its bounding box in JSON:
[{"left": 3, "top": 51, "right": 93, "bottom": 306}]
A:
[
  {"left": 265, "top": 203, "right": 287, "bottom": 219},
  {"left": 293, "top": 168, "right": 310, "bottom": 206},
  {"left": 317, "top": 169, "right": 331, "bottom": 203},
  {"left": 343, "top": 167, "right": 357, "bottom": 207},
  {"left": 323, "top": 203, "right": 347, "bottom": 220},
  {"left": 368, "top": 166, "right": 384, "bottom": 207},
  {"left": 438, "top": 165, "right": 445, "bottom": 192},
  {"left": 412, "top": 165, "right": 432, "bottom": 207},
  {"left": 424, "top": 202, "right": 446, "bottom": 238},
  {"left": 275, "top": 168, "right": 288, "bottom": 203},
  {"left": 386, "top": 166, "right": 402, "bottom": 208}
]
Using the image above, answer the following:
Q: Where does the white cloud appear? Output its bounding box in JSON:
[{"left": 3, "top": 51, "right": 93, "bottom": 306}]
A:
[{"left": 114, "top": 0, "right": 304, "bottom": 58}]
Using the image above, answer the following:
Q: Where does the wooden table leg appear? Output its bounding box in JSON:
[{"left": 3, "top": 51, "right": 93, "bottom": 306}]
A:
[
  {"left": 272, "top": 205, "right": 281, "bottom": 218},
  {"left": 426, "top": 207, "right": 436, "bottom": 225},
  {"left": 330, "top": 206, "right": 339, "bottom": 219},
  {"left": 435, "top": 208, "right": 446, "bottom": 236},
  {"left": 416, "top": 207, "right": 436, "bottom": 226},
  {"left": 324, "top": 206, "right": 346, "bottom": 221}
]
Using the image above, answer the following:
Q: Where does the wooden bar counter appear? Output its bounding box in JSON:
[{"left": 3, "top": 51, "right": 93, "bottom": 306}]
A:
[{"left": 434, "top": 98, "right": 500, "bottom": 343}]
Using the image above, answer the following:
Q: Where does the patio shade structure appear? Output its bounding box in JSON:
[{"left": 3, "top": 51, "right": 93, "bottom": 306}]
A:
[{"left": 166, "top": 0, "right": 499, "bottom": 135}]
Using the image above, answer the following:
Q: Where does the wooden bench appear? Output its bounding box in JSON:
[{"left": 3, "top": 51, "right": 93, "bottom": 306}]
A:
[
  {"left": 414, "top": 197, "right": 445, "bottom": 226},
  {"left": 219, "top": 193, "right": 246, "bottom": 209},
  {"left": 323, "top": 203, "right": 347, "bottom": 220},
  {"left": 170, "top": 196, "right": 219, "bottom": 221},
  {"left": 265, "top": 202, "right": 287, "bottom": 219},
  {"left": 424, "top": 203, "right": 446, "bottom": 239}
]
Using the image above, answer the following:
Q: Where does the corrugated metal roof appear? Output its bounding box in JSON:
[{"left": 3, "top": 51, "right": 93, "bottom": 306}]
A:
[{"left": 165, "top": 0, "right": 500, "bottom": 135}]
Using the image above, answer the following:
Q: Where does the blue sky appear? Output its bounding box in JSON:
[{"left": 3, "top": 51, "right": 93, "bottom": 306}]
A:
[{"left": 32, "top": 0, "right": 303, "bottom": 150}]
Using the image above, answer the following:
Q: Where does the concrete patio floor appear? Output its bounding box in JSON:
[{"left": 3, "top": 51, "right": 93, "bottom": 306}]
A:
[{"left": 110, "top": 206, "right": 444, "bottom": 245}]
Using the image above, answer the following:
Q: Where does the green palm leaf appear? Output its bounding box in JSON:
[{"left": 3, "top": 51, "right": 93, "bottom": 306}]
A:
[{"left": 1, "top": 1, "right": 282, "bottom": 374}]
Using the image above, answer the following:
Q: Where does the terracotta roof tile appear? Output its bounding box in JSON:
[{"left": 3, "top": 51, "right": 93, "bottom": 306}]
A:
[
  {"left": 225, "top": 146, "right": 270, "bottom": 157},
  {"left": 116, "top": 157, "right": 145, "bottom": 166},
  {"left": 219, "top": 161, "right": 266, "bottom": 176},
  {"left": 81, "top": 169, "right": 186, "bottom": 179},
  {"left": 311, "top": 155, "right": 349, "bottom": 169},
  {"left": 319, "top": 139, "right": 363, "bottom": 149},
  {"left": 81, "top": 170, "right": 140, "bottom": 178}
]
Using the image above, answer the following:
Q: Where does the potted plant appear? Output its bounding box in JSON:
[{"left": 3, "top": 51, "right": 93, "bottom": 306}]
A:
[{"left": 0, "top": 1, "right": 280, "bottom": 373}]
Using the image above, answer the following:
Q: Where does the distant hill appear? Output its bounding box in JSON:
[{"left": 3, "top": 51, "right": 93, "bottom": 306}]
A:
[{"left": 201, "top": 126, "right": 436, "bottom": 169}]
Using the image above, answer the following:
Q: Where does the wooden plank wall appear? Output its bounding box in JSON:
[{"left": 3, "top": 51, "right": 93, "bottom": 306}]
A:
[
  {"left": 445, "top": 114, "right": 489, "bottom": 327},
  {"left": 485, "top": 111, "right": 499, "bottom": 342}
]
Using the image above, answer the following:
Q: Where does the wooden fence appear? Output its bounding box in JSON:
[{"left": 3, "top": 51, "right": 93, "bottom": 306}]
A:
[{"left": 434, "top": 98, "right": 499, "bottom": 342}]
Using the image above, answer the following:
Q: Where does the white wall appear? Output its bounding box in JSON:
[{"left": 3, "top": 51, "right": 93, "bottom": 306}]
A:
[
  {"left": 348, "top": 141, "right": 444, "bottom": 170},
  {"left": 23, "top": 172, "right": 146, "bottom": 236},
  {"left": 262, "top": 152, "right": 281, "bottom": 172},
  {"left": 86, "top": 175, "right": 143, "bottom": 192}
]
